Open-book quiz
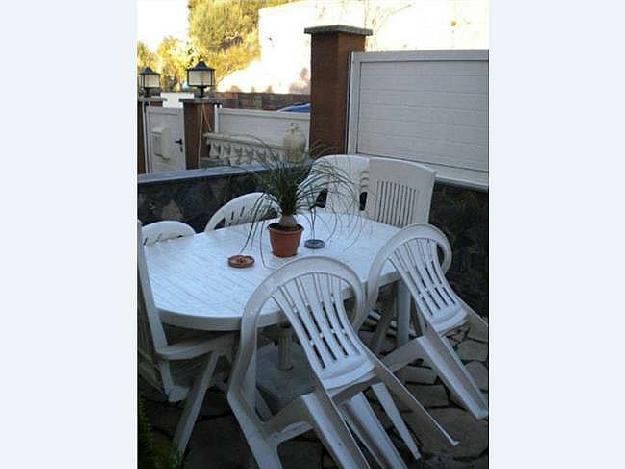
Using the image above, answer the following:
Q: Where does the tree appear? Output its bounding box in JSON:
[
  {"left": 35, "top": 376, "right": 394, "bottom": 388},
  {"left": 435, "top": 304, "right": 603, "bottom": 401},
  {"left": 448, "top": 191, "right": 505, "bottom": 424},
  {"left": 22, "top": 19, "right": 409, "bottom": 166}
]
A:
[
  {"left": 187, "top": 0, "right": 290, "bottom": 84},
  {"left": 137, "top": 41, "right": 157, "bottom": 73},
  {"left": 137, "top": 1, "right": 291, "bottom": 90},
  {"left": 156, "top": 36, "right": 190, "bottom": 91}
]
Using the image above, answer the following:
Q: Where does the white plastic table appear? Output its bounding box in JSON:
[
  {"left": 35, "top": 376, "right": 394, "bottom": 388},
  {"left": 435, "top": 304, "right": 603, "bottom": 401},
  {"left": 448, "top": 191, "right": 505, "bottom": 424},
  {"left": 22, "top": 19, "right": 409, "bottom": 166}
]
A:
[{"left": 145, "top": 213, "right": 404, "bottom": 332}]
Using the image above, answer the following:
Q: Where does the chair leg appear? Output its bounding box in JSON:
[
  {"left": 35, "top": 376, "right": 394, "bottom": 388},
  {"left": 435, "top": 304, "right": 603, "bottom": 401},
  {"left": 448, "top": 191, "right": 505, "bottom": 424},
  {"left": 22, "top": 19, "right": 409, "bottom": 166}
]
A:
[
  {"left": 415, "top": 325, "right": 488, "bottom": 420},
  {"left": 228, "top": 398, "right": 283, "bottom": 469},
  {"left": 300, "top": 393, "right": 372, "bottom": 469},
  {"left": 378, "top": 324, "right": 488, "bottom": 420},
  {"left": 173, "top": 352, "right": 219, "bottom": 454},
  {"left": 369, "top": 383, "right": 421, "bottom": 461},
  {"left": 381, "top": 338, "right": 426, "bottom": 372},
  {"left": 342, "top": 393, "right": 408, "bottom": 468},
  {"left": 210, "top": 371, "right": 272, "bottom": 422},
  {"left": 373, "top": 367, "right": 457, "bottom": 448},
  {"left": 244, "top": 438, "right": 281, "bottom": 469}
]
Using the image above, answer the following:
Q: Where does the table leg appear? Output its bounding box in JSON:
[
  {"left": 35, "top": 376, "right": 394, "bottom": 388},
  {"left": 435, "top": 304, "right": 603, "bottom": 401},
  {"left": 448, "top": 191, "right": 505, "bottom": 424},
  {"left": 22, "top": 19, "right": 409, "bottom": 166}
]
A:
[
  {"left": 396, "top": 281, "right": 410, "bottom": 347},
  {"left": 396, "top": 281, "right": 411, "bottom": 383},
  {"left": 277, "top": 324, "right": 293, "bottom": 371}
]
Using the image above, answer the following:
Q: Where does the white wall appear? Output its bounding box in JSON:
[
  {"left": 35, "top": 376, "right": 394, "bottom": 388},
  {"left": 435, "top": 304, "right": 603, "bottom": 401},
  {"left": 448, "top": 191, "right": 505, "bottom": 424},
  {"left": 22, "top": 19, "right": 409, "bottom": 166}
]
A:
[
  {"left": 216, "top": 108, "right": 310, "bottom": 146},
  {"left": 218, "top": 0, "right": 489, "bottom": 93},
  {"left": 348, "top": 50, "right": 488, "bottom": 189},
  {"left": 219, "top": 0, "right": 365, "bottom": 93},
  {"left": 160, "top": 92, "right": 195, "bottom": 108}
]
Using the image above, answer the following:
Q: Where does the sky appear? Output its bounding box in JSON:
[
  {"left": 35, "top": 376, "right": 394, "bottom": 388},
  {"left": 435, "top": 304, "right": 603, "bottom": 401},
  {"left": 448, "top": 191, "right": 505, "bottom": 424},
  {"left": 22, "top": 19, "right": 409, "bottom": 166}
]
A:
[{"left": 137, "top": 0, "right": 188, "bottom": 50}]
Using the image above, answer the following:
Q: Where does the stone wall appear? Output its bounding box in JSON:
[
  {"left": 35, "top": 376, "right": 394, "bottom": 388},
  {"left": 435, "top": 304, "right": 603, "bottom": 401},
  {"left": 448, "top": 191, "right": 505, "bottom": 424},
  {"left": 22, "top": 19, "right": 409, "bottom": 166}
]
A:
[
  {"left": 138, "top": 169, "right": 488, "bottom": 317},
  {"left": 138, "top": 167, "right": 262, "bottom": 232},
  {"left": 430, "top": 184, "right": 489, "bottom": 319}
]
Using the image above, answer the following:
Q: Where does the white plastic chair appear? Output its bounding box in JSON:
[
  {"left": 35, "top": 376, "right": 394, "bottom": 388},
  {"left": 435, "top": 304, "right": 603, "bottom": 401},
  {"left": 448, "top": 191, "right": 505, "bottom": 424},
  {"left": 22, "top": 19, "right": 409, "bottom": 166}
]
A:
[
  {"left": 137, "top": 221, "right": 235, "bottom": 453},
  {"left": 313, "top": 154, "right": 369, "bottom": 212},
  {"left": 142, "top": 221, "right": 196, "bottom": 245},
  {"left": 142, "top": 219, "right": 220, "bottom": 363},
  {"left": 204, "top": 192, "right": 277, "bottom": 232},
  {"left": 359, "top": 157, "right": 436, "bottom": 337},
  {"left": 364, "top": 157, "right": 435, "bottom": 227},
  {"left": 364, "top": 224, "right": 489, "bottom": 420},
  {"left": 227, "top": 256, "right": 456, "bottom": 469}
]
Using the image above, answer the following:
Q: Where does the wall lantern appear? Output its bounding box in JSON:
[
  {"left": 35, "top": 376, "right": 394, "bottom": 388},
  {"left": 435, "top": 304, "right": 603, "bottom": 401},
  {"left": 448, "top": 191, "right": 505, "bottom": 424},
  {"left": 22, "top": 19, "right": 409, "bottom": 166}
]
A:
[
  {"left": 138, "top": 67, "right": 160, "bottom": 97},
  {"left": 187, "top": 61, "right": 215, "bottom": 98}
]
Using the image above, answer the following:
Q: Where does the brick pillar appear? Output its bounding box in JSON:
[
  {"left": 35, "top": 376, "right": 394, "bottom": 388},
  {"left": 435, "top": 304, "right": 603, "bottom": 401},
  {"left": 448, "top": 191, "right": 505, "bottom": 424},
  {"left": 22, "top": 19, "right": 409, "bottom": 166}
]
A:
[
  {"left": 304, "top": 25, "right": 372, "bottom": 157},
  {"left": 137, "top": 97, "right": 164, "bottom": 174},
  {"left": 180, "top": 98, "right": 221, "bottom": 170}
]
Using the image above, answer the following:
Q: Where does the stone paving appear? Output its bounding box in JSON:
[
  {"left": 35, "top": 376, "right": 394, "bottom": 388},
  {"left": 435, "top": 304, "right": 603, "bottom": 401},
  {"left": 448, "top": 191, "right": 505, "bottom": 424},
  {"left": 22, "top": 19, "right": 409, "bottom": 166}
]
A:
[{"left": 141, "top": 320, "right": 489, "bottom": 468}]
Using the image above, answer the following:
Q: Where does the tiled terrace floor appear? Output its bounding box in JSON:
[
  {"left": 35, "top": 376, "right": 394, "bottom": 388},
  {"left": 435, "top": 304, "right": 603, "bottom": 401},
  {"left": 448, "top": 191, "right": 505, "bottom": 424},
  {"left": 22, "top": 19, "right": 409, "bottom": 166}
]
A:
[{"left": 141, "top": 321, "right": 488, "bottom": 469}]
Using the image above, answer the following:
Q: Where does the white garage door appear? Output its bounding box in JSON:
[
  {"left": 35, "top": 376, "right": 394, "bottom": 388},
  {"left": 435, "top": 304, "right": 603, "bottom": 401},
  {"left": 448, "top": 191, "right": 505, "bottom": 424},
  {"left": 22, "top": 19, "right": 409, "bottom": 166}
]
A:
[{"left": 347, "top": 50, "right": 488, "bottom": 190}]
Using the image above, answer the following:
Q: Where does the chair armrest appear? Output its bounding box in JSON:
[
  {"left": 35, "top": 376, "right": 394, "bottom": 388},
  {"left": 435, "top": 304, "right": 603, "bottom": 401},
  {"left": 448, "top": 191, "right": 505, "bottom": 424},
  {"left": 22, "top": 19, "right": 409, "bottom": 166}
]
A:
[{"left": 156, "top": 333, "right": 234, "bottom": 361}]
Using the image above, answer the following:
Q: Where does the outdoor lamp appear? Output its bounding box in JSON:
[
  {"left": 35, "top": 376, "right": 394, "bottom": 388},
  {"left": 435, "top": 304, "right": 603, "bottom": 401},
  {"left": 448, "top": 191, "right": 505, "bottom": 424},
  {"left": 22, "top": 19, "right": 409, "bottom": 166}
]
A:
[
  {"left": 138, "top": 67, "right": 160, "bottom": 97},
  {"left": 187, "top": 61, "right": 215, "bottom": 98}
]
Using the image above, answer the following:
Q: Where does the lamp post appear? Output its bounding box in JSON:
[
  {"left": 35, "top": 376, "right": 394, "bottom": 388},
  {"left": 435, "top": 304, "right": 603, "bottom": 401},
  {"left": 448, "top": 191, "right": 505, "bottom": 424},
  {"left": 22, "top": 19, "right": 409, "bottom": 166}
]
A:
[
  {"left": 187, "top": 61, "right": 215, "bottom": 98},
  {"left": 138, "top": 66, "right": 160, "bottom": 97},
  {"left": 138, "top": 67, "right": 161, "bottom": 173}
]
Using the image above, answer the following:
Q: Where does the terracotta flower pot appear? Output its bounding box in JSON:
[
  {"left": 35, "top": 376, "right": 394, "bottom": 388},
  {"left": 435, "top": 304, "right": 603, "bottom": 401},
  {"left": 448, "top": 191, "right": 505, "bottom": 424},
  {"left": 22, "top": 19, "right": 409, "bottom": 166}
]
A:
[{"left": 268, "top": 223, "right": 303, "bottom": 257}]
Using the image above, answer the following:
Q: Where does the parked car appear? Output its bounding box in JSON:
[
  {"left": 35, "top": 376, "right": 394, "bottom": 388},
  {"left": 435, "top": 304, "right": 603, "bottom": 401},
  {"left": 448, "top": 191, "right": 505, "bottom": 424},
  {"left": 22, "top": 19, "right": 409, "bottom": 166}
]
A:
[{"left": 277, "top": 102, "right": 310, "bottom": 113}]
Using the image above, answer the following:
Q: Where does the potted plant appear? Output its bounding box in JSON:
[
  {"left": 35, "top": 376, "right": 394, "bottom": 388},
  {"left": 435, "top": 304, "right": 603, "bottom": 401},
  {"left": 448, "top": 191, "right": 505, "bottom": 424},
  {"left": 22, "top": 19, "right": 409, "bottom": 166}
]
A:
[{"left": 244, "top": 140, "right": 356, "bottom": 258}]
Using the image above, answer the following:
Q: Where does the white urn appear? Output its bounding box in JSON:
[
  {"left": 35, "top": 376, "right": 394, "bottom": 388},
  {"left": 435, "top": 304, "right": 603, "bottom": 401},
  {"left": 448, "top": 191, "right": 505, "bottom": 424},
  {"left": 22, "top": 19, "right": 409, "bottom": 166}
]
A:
[{"left": 282, "top": 123, "right": 306, "bottom": 163}]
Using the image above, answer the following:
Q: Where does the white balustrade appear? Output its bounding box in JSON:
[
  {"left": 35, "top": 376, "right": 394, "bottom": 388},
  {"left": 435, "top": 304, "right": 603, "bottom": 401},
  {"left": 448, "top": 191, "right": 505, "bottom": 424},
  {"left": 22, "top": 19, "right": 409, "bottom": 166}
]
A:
[
  {"left": 206, "top": 133, "right": 289, "bottom": 165},
  {"left": 204, "top": 108, "right": 310, "bottom": 166}
]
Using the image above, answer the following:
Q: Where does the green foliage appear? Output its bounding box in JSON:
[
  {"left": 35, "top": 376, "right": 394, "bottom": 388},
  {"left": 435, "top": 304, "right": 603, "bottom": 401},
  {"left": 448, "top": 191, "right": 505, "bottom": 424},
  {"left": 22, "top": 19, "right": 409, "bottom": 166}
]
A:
[
  {"left": 138, "top": 1, "right": 291, "bottom": 90},
  {"left": 137, "top": 38, "right": 194, "bottom": 92},
  {"left": 238, "top": 139, "right": 357, "bottom": 252},
  {"left": 138, "top": 397, "right": 155, "bottom": 469},
  {"left": 156, "top": 36, "right": 191, "bottom": 91},
  {"left": 138, "top": 41, "right": 158, "bottom": 73},
  {"left": 188, "top": 0, "right": 290, "bottom": 83},
  {"left": 138, "top": 397, "right": 183, "bottom": 469}
]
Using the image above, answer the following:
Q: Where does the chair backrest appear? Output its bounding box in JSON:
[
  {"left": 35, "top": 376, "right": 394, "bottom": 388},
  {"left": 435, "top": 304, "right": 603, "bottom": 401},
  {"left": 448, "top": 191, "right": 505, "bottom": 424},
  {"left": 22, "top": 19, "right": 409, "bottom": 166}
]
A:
[
  {"left": 365, "top": 224, "right": 464, "bottom": 334},
  {"left": 204, "top": 192, "right": 277, "bottom": 232},
  {"left": 231, "top": 257, "right": 373, "bottom": 399},
  {"left": 314, "top": 154, "right": 370, "bottom": 212},
  {"left": 364, "top": 157, "right": 435, "bottom": 227},
  {"left": 137, "top": 220, "right": 176, "bottom": 393},
  {"left": 142, "top": 221, "right": 196, "bottom": 245}
]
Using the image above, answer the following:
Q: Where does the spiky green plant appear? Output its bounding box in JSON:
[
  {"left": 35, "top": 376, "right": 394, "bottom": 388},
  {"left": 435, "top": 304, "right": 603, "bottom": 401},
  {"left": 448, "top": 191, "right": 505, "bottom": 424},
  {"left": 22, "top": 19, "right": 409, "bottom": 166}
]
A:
[{"left": 233, "top": 137, "right": 359, "bottom": 250}]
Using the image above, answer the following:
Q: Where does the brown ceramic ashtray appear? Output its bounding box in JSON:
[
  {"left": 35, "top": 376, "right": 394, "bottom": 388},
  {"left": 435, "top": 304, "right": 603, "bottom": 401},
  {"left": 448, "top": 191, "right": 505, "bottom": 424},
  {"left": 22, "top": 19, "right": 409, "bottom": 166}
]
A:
[{"left": 227, "top": 255, "right": 255, "bottom": 269}]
